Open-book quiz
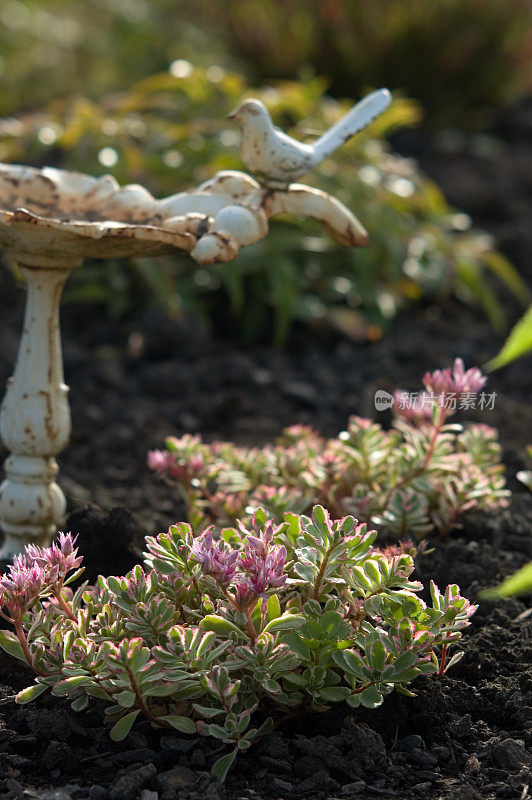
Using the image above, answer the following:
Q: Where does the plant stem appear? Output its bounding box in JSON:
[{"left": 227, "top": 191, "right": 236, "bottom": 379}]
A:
[
  {"left": 244, "top": 613, "right": 258, "bottom": 644},
  {"left": 13, "top": 618, "right": 33, "bottom": 667},
  {"left": 183, "top": 556, "right": 202, "bottom": 597},
  {"left": 438, "top": 642, "right": 449, "bottom": 676},
  {"left": 53, "top": 584, "right": 77, "bottom": 622},
  {"left": 127, "top": 667, "right": 171, "bottom": 728},
  {"left": 382, "top": 408, "right": 447, "bottom": 511},
  {"left": 12, "top": 617, "right": 51, "bottom": 677},
  {"left": 313, "top": 545, "right": 333, "bottom": 600}
]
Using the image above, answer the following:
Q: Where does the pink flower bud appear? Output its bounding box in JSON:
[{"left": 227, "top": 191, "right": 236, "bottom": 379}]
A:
[
  {"left": 191, "top": 528, "right": 239, "bottom": 587},
  {"left": 423, "top": 358, "right": 486, "bottom": 397}
]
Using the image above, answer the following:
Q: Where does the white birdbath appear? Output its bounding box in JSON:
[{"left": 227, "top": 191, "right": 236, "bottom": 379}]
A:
[{"left": 0, "top": 162, "right": 368, "bottom": 558}]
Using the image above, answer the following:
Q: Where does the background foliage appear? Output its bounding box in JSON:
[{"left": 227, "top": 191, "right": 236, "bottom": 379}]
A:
[
  {"left": 0, "top": 0, "right": 530, "bottom": 342},
  {"left": 1, "top": 0, "right": 530, "bottom": 128},
  {"left": 2, "top": 69, "right": 527, "bottom": 343},
  {"left": 202, "top": 0, "right": 532, "bottom": 129}
]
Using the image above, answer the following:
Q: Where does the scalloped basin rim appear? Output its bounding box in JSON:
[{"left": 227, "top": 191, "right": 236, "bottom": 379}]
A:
[
  {"left": 0, "top": 163, "right": 239, "bottom": 260},
  {"left": 0, "top": 163, "right": 201, "bottom": 224}
]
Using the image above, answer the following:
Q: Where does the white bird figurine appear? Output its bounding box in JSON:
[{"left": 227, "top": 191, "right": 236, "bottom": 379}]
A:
[{"left": 228, "top": 88, "right": 392, "bottom": 189}]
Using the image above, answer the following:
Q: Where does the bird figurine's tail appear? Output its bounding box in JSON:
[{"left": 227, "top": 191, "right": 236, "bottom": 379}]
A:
[{"left": 312, "top": 88, "right": 392, "bottom": 162}]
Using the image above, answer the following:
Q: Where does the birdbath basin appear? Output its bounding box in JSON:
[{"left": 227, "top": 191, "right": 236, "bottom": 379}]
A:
[{"left": 0, "top": 161, "right": 368, "bottom": 558}]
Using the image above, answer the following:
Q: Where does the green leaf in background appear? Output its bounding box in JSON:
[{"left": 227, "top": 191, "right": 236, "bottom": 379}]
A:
[
  {"left": 485, "top": 305, "right": 532, "bottom": 371},
  {"left": 482, "top": 251, "right": 532, "bottom": 305},
  {"left": 481, "top": 562, "right": 532, "bottom": 598}
]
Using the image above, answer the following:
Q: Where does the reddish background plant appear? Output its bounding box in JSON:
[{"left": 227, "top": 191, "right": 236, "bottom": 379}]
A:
[{"left": 148, "top": 360, "right": 508, "bottom": 537}]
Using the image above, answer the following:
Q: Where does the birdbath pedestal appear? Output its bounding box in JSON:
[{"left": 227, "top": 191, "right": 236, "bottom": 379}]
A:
[
  {"left": 0, "top": 163, "right": 369, "bottom": 558},
  {"left": 0, "top": 254, "right": 80, "bottom": 558}
]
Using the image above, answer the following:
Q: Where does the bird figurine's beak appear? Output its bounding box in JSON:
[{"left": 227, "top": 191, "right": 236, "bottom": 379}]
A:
[{"left": 227, "top": 105, "right": 241, "bottom": 120}]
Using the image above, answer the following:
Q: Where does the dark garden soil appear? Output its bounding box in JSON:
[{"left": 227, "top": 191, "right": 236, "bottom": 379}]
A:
[{"left": 0, "top": 100, "right": 531, "bottom": 800}]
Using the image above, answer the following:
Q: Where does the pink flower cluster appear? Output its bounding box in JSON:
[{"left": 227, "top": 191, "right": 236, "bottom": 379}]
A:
[
  {"left": 423, "top": 358, "right": 487, "bottom": 397},
  {"left": 191, "top": 528, "right": 239, "bottom": 587},
  {"left": 191, "top": 519, "right": 287, "bottom": 608},
  {"left": 237, "top": 521, "right": 287, "bottom": 601},
  {"left": 148, "top": 449, "right": 204, "bottom": 481},
  {"left": 375, "top": 539, "right": 415, "bottom": 559},
  {"left": 27, "top": 532, "right": 83, "bottom": 579},
  {"left": 0, "top": 555, "right": 52, "bottom": 617},
  {"left": 394, "top": 358, "right": 487, "bottom": 425},
  {"left": 0, "top": 533, "right": 82, "bottom": 619}
]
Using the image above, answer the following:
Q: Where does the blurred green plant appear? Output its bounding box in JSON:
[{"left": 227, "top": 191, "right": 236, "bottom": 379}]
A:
[
  {"left": 1, "top": 1, "right": 530, "bottom": 130},
  {"left": 483, "top": 307, "right": 532, "bottom": 491},
  {"left": 1, "top": 68, "right": 529, "bottom": 343},
  {"left": 481, "top": 562, "right": 532, "bottom": 598},
  {"left": 0, "top": 0, "right": 230, "bottom": 116},
  {"left": 205, "top": 0, "right": 532, "bottom": 129},
  {"left": 517, "top": 446, "right": 532, "bottom": 493},
  {"left": 485, "top": 304, "right": 532, "bottom": 371}
]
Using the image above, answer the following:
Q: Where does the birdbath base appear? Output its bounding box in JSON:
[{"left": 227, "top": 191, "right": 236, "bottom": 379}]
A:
[
  {"left": 0, "top": 162, "right": 369, "bottom": 555},
  {"left": 0, "top": 260, "right": 79, "bottom": 560}
]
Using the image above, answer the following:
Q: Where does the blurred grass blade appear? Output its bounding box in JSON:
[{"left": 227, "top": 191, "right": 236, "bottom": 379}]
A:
[
  {"left": 131, "top": 257, "right": 181, "bottom": 318},
  {"left": 454, "top": 258, "right": 506, "bottom": 332},
  {"left": 482, "top": 251, "right": 532, "bottom": 304}
]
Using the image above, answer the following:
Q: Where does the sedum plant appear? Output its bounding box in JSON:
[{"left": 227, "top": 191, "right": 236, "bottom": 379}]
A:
[
  {"left": 149, "top": 359, "right": 509, "bottom": 537},
  {"left": 0, "top": 509, "right": 476, "bottom": 780}
]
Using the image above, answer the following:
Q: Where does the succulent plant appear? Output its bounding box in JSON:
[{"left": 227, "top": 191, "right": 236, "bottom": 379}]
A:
[
  {"left": 149, "top": 360, "right": 509, "bottom": 537},
  {"left": 1, "top": 506, "right": 476, "bottom": 780}
]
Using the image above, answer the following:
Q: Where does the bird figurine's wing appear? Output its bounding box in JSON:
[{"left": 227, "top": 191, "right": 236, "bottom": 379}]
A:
[
  {"left": 312, "top": 89, "right": 392, "bottom": 162},
  {"left": 268, "top": 133, "right": 316, "bottom": 174}
]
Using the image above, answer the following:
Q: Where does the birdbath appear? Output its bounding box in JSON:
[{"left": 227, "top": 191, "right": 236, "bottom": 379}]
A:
[{"left": 0, "top": 160, "right": 370, "bottom": 558}]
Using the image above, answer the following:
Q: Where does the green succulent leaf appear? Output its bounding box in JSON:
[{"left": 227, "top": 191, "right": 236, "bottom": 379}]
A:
[
  {"left": 212, "top": 749, "right": 238, "bottom": 782},
  {"left": 52, "top": 676, "right": 92, "bottom": 696},
  {"left": 359, "top": 685, "right": 384, "bottom": 709},
  {"left": 262, "top": 614, "right": 305, "bottom": 634},
  {"left": 71, "top": 695, "right": 90, "bottom": 711},
  {"left": 319, "top": 686, "right": 351, "bottom": 703},
  {"left": 368, "top": 640, "right": 387, "bottom": 672},
  {"left": 110, "top": 710, "right": 140, "bottom": 741},
  {"left": 16, "top": 683, "right": 48, "bottom": 704},
  {"left": 0, "top": 631, "right": 27, "bottom": 663},
  {"left": 160, "top": 715, "right": 197, "bottom": 733},
  {"left": 200, "top": 615, "right": 246, "bottom": 639},
  {"left": 117, "top": 690, "right": 136, "bottom": 708}
]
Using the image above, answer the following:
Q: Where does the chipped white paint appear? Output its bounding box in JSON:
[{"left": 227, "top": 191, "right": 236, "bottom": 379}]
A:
[
  {"left": 0, "top": 263, "right": 77, "bottom": 559},
  {"left": 0, "top": 113, "right": 375, "bottom": 553},
  {"left": 229, "top": 89, "right": 391, "bottom": 188}
]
